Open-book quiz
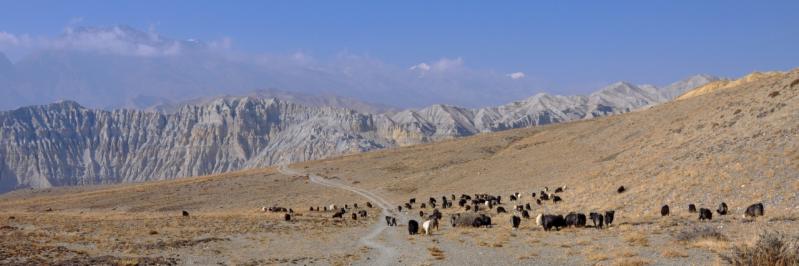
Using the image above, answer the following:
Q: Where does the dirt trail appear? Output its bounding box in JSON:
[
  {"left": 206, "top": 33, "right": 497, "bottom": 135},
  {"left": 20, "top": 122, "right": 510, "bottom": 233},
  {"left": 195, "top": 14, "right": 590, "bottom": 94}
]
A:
[{"left": 279, "top": 166, "right": 415, "bottom": 265}]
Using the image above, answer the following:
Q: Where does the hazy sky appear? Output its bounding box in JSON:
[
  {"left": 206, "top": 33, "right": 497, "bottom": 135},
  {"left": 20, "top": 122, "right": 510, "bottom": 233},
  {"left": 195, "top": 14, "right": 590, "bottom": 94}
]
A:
[{"left": 1, "top": 1, "right": 798, "bottom": 96}]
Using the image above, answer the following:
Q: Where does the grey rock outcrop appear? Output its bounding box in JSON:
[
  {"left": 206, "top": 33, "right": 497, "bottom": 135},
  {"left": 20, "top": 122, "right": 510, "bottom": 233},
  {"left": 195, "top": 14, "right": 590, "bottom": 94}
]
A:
[{"left": 0, "top": 75, "right": 717, "bottom": 192}]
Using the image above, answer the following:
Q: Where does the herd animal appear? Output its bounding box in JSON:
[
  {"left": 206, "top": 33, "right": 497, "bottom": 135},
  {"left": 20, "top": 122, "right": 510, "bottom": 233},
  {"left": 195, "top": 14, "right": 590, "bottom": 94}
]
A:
[
  {"left": 422, "top": 218, "right": 439, "bottom": 235},
  {"left": 408, "top": 220, "right": 419, "bottom": 235},
  {"left": 744, "top": 203, "right": 765, "bottom": 218},
  {"left": 259, "top": 183, "right": 767, "bottom": 240}
]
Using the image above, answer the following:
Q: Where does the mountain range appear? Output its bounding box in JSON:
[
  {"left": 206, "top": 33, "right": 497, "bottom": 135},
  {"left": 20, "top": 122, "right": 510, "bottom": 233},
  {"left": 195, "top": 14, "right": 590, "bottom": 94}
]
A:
[{"left": 0, "top": 74, "right": 718, "bottom": 193}]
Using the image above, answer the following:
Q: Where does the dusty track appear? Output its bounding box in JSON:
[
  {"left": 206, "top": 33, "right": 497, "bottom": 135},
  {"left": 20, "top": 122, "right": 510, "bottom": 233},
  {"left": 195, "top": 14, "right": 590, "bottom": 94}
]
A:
[{"left": 279, "top": 165, "right": 409, "bottom": 265}]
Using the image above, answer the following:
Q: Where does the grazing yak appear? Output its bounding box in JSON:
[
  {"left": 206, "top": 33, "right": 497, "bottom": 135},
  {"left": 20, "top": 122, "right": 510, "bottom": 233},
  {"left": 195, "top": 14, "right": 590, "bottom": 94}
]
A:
[
  {"left": 358, "top": 210, "right": 368, "bottom": 217},
  {"left": 423, "top": 219, "right": 439, "bottom": 235},
  {"left": 525, "top": 203, "right": 531, "bottom": 210},
  {"left": 333, "top": 210, "right": 345, "bottom": 219},
  {"left": 450, "top": 213, "right": 485, "bottom": 227},
  {"left": 351, "top": 212, "right": 358, "bottom": 220},
  {"left": 472, "top": 214, "right": 492, "bottom": 228},
  {"left": 385, "top": 216, "right": 395, "bottom": 226},
  {"left": 617, "top": 186, "right": 626, "bottom": 193},
  {"left": 509, "top": 194, "right": 518, "bottom": 201},
  {"left": 496, "top": 207, "right": 507, "bottom": 214},
  {"left": 536, "top": 199, "right": 542, "bottom": 205},
  {"left": 661, "top": 205, "right": 670, "bottom": 216},
  {"left": 522, "top": 210, "right": 530, "bottom": 219},
  {"left": 589, "top": 212, "right": 604, "bottom": 229},
  {"left": 419, "top": 211, "right": 425, "bottom": 217},
  {"left": 354, "top": 203, "right": 359, "bottom": 209},
  {"left": 405, "top": 203, "right": 413, "bottom": 210},
  {"left": 284, "top": 213, "right": 291, "bottom": 221},
  {"left": 540, "top": 192, "right": 550, "bottom": 201},
  {"left": 182, "top": 210, "right": 190, "bottom": 217},
  {"left": 465, "top": 205, "right": 472, "bottom": 211},
  {"left": 554, "top": 187, "right": 564, "bottom": 193},
  {"left": 410, "top": 198, "right": 416, "bottom": 204},
  {"left": 408, "top": 220, "right": 420, "bottom": 235},
  {"left": 552, "top": 196, "right": 562, "bottom": 203},
  {"left": 744, "top": 203, "right": 765, "bottom": 218},
  {"left": 515, "top": 205, "right": 524, "bottom": 212},
  {"left": 688, "top": 204, "right": 697, "bottom": 213},
  {"left": 699, "top": 208, "right": 713, "bottom": 221},
  {"left": 430, "top": 209, "right": 443, "bottom": 220},
  {"left": 716, "top": 202, "right": 728, "bottom": 215},
  {"left": 397, "top": 206, "right": 403, "bottom": 212},
  {"left": 565, "top": 212, "right": 587, "bottom": 227},
  {"left": 605, "top": 211, "right": 615, "bottom": 226},
  {"left": 458, "top": 199, "right": 468, "bottom": 207},
  {"left": 366, "top": 202, "right": 373, "bottom": 208},
  {"left": 540, "top": 214, "right": 566, "bottom": 231},
  {"left": 511, "top": 215, "right": 521, "bottom": 229},
  {"left": 421, "top": 203, "right": 427, "bottom": 209}
]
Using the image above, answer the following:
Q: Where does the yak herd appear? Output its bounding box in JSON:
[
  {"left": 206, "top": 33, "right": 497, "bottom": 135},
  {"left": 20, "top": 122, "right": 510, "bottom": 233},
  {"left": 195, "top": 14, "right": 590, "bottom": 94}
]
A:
[{"left": 257, "top": 185, "right": 767, "bottom": 237}]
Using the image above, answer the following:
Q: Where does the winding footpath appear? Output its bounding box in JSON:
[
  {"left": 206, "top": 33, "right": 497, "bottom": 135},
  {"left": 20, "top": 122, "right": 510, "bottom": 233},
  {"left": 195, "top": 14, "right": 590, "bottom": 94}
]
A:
[{"left": 278, "top": 165, "right": 408, "bottom": 266}]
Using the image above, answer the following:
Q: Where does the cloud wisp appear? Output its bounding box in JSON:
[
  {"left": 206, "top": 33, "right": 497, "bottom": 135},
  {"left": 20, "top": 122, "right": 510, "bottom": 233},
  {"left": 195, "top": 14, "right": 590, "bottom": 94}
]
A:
[{"left": 0, "top": 25, "right": 541, "bottom": 109}]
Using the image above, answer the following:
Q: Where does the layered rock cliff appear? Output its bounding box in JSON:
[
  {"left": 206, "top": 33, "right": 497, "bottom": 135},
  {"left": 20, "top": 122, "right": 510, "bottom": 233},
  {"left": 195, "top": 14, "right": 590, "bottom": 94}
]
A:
[{"left": 0, "top": 75, "right": 717, "bottom": 192}]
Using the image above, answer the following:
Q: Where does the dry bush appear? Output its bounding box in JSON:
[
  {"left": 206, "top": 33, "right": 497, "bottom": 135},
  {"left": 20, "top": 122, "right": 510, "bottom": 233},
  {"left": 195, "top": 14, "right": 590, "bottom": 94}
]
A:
[
  {"left": 661, "top": 248, "right": 688, "bottom": 258},
  {"left": 721, "top": 231, "right": 799, "bottom": 266},
  {"left": 586, "top": 249, "right": 609, "bottom": 262},
  {"left": 769, "top": 215, "right": 799, "bottom": 222},
  {"left": 612, "top": 257, "right": 652, "bottom": 266},
  {"left": 675, "top": 226, "right": 730, "bottom": 253},
  {"left": 675, "top": 226, "right": 728, "bottom": 242},
  {"left": 427, "top": 246, "right": 446, "bottom": 260},
  {"left": 624, "top": 232, "right": 649, "bottom": 247}
]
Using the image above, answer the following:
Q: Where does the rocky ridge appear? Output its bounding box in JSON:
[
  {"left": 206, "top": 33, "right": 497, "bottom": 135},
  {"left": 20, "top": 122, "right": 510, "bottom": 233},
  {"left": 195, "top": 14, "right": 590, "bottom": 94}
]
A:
[{"left": 0, "top": 75, "right": 718, "bottom": 192}]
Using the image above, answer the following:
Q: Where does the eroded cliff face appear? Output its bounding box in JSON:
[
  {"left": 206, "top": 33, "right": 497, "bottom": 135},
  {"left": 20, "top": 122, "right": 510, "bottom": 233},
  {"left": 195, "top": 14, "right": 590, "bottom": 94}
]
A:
[
  {"left": 0, "top": 98, "right": 391, "bottom": 191},
  {"left": 0, "top": 74, "right": 716, "bottom": 192}
]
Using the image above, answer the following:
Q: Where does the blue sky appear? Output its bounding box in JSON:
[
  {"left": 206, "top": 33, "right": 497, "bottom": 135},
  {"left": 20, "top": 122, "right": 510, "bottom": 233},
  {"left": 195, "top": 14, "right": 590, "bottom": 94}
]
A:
[{"left": 1, "top": 1, "right": 798, "bottom": 95}]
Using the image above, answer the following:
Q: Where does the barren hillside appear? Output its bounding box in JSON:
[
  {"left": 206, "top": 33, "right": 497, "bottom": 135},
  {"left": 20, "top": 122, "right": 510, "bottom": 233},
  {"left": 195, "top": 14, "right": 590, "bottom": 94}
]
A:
[
  {"left": 298, "top": 68, "right": 799, "bottom": 217},
  {"left": 1, "top": 69, "right": 797, "bottom": 265}
]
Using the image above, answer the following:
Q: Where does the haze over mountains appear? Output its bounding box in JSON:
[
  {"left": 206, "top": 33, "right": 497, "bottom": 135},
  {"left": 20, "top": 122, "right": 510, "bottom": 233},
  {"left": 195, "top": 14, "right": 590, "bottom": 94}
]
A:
[
  {"left": 0, "top": 69, "right": 717, "bottom": 193},
  {"left": 0, "top": 25, "right": 553, "bottom": 110},
  {"left": 0, "top": 25, "right": 730, "bottom": 112}
]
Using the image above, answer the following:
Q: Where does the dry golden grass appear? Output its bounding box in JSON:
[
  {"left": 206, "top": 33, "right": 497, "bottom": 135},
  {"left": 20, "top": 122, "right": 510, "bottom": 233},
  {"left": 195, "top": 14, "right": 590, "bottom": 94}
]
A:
[
  {"left": 586, "top": 248, "right": 610, "bottom": 262},
  {"left": 624, "top": 232, "right": 649, "bottom": 247},
  {"left": 692, "top": 238, "right": 731, "bottom": 254},
  {"left": 517, "top": 253, "right": 538, "bottom": 260},
  {"left": 612, "top": 257, "right": 653, "bottom": 266},
  {"left": 427, "top": 246, "right": 446, "bottom": 260},
  {"left": 661, "top": 248, "right": 688, "bottom": 258}
]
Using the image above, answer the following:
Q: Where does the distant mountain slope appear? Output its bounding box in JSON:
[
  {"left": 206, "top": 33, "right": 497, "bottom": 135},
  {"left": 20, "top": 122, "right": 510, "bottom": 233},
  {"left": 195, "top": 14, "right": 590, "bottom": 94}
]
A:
[
  {"left": 142, "top": 88, "right": 400, "bottom": 114},
  {"left": 0, "top": 74, "right": 717, "bottom": 193},
  {"left": 296, "top": 68, "right": 799, "bottom": 217}
]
